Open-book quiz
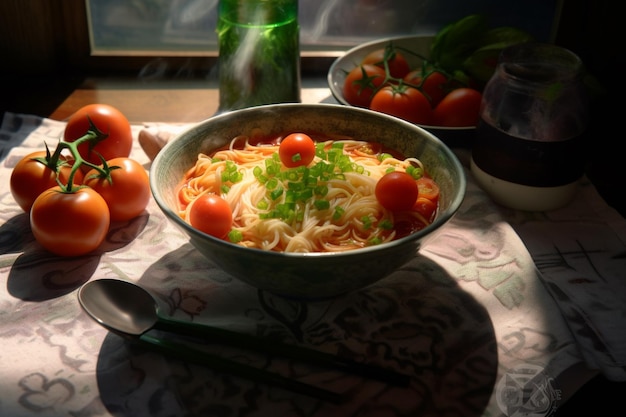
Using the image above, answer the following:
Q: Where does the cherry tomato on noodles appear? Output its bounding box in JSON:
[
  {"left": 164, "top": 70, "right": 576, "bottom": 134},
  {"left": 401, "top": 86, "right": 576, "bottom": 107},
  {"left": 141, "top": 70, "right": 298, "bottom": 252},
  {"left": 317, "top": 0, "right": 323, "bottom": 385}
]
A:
[
  {"left": 189, "top": 194, "right": 233, "bottom": 239},
  {"left": 375, "top": 171, "right": 418, "bottom": 211},
  {"left": 413, "top": 197, "right": 438, "bottom": 223},
  {"left": 30, "top": 186, "right": 110, "bottom": 257},
  {"left": 416, "top": 177, "right": 440, "bottom": 201},
  {"left": 64, "top": 104, "right": 133, "bottom": 166},
  {"left": 279, "top": 133, "right": 316, "bottom": 168}
]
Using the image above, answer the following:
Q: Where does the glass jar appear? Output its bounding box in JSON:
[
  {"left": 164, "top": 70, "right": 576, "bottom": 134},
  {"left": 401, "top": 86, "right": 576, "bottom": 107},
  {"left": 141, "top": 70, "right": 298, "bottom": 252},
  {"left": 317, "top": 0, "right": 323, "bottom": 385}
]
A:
[
  {"left": 217, "top": 0, "right": 301, "bottom": 112},
  {"left": 471, "top": 42, "right": 589, "bottom": 211}
]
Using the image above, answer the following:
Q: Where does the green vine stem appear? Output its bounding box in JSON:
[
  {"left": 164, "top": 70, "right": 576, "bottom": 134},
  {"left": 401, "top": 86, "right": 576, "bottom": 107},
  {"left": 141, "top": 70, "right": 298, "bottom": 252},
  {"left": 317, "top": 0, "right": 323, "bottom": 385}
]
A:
[
  {"left": 357, "top": 42, "right": 471, "bottom": 103},
  {"left": 38, "top": 117, "right": 112, "bottom": 193}
]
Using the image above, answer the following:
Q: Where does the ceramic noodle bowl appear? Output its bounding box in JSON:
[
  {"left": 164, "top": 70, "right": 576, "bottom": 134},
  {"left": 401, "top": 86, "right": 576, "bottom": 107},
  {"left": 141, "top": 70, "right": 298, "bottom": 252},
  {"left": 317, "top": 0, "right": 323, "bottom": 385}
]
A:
[{"left": 150, "top": 104, "right": 466, "bottom": 299}]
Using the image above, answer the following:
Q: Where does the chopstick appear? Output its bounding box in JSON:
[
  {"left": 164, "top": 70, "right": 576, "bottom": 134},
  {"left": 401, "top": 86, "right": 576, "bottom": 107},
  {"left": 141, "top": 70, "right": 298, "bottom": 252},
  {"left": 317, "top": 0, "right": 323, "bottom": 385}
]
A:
[
  {"left": 138, "top": 333, "right": 345, "bottom": 404},
  {"left": 154, "top": 315, "right": 411, "bottom": 387}
]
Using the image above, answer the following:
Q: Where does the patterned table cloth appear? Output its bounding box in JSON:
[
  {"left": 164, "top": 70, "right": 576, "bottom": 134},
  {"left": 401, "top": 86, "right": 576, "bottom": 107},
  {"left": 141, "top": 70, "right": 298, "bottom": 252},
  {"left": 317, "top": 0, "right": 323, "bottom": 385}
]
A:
[{"left": 1, "top": 112, "right": 624, "bottom": 417}]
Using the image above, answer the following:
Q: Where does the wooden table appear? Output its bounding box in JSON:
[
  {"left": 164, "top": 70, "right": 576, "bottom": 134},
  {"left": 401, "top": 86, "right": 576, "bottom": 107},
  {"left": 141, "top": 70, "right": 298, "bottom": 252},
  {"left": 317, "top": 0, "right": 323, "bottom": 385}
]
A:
[{"left": 47, "top": 77, "right": 334, "bottom": 124}]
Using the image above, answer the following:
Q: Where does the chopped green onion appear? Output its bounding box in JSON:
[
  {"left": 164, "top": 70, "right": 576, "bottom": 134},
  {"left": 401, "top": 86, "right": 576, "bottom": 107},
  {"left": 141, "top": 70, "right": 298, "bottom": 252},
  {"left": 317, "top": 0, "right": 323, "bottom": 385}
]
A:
[
  {"left": 326, "top": 149, "right": 341, "bottom": 162},
  {"left": 378, "top": 219, "right": 394, "bottom": 230},
  {"left": 288, "top": 181, "right": 304, "bottom": 191},
  {"left": 406, "top": 165, "right": 423, "bottom": 179},
  {"left": 296, "top": 188, "right": 313, "bottom": 201},
  {"left": 378, "top": 153, "right": 393, "bottom": 162},
  {"left": 270, "top": 187, "right": 283, "bottom": 201},
  {"left": 285, "top": 189, "right": 296, "bottom": 204},
  {"left": 333, "top": 206, "right": 345, "bottom": 220},
  {"left": 314, "top": 199, "right": 330, "bottom": 210},
  {"left": 285, "top": 170, "right": 299, "bottom": 181},
  {"left": 266, "top": 158, "right": 280, "bottom": 176},
  {"left": 314, "top": 184, "right": 328, "bottom": 196},
  {"left": 315, "top": 143, "right": 326, "bottom": 158},
  {"left": 230, "top": 171, "right": 243, "bottom": 183},
  {"left": 228, "top": 230, "right": 243, "bottom": 243},
  {"left": 266, "top": 177, "right": 278, "bottom": 190}
]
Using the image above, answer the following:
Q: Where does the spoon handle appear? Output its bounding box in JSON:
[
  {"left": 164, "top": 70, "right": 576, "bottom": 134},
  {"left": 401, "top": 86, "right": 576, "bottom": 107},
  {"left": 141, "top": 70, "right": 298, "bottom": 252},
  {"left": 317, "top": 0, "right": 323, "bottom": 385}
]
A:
[
  {"left": 155, "top": 316, "right": 410, "bottom": 387},
  {"left": 138, "top": 333, "right": 344, "bottom": 404}
]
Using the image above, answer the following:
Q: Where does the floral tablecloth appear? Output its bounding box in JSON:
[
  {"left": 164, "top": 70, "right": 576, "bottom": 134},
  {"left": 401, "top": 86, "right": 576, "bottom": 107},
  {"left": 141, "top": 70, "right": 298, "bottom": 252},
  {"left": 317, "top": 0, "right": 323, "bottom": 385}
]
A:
[{"left": 1, "top": 111, "right": 625, "bottom": 417}]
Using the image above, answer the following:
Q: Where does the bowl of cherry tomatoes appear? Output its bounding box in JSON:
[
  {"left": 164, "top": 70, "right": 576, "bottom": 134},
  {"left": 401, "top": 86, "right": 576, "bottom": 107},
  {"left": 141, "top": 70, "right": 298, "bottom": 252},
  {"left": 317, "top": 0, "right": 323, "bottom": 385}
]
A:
[{"left": 328, "top": 35, "right": 481, "bottom": 148}]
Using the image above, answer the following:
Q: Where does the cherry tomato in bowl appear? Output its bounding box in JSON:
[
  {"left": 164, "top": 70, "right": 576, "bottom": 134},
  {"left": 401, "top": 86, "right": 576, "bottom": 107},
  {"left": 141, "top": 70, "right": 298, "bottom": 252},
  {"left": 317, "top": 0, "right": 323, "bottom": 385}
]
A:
[
  {"left": 188, "top": 194, "right": 233, "bottom": 239},
  {"left": 361, "top": 48, "right": 411, "bottom": 79},
  {"left": 342, "top": 64, "right": 387, "bottom": 108},
  {"left": 432, "top": 88, "right": 483, "bottom": 127},
  {"left": 416, "top": 177, "right": 441, "bottom": 201},
  {"left": 369, "top": 85, "right": 433, "bottom": 126},
  {"left": 375, "top": 171, "right": 419, "bottom": 211},
  {"left": 279, "top": 133, "right": 316, "bottom": 168},
  {"left": 404, "top": 69, "right": 450, "bottom": 107}
]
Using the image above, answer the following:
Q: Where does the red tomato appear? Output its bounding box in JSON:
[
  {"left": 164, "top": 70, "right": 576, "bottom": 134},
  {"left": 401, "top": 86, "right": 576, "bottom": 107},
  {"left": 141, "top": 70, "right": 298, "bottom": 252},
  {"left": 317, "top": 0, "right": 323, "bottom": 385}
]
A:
[
  {"left": 432, "top": 88, "right": 482, "bottom": 127},
  {"left": 64, "top": 104, "right": 133, "bottom": 166},
  {"left": 30, "top": 186, "right": 110, "bottom": 257},
  {"left": 10, "top": 151, "right": 84, "bottom": 212},
  {"left": 362, "top": 48, "right": 411, "bottom": 79},
  {"left": 83, "top": 157, "right": 151, "bottom": 222},
  {"left": 417, "top": 177, "right": 440, "bottom": 201},
  {"left": 375, "top": 171, "right": 418, "bottom": 211},
  {"left": 342, "top": 64, "right": 387, "bottom": 108},
  {"left": 369, "top": 85, "right": 434, "bottom": 125},
  {"left": 404, "top": 69, "right": 449, "bottom": 107},
  {"left": 413, "top": 197, "right": 438, "bottom": 223},
  {"left": 189, "top": 194, "right": 233, "bottom": 239},
  {"left": 279, "top": 133, "right": 316, "bottom": 168}
]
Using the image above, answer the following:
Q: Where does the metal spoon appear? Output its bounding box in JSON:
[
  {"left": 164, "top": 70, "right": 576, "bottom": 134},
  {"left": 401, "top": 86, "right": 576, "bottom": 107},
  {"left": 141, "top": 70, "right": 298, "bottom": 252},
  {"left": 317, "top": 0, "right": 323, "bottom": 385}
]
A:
[{"left": 77, "top": 279, "right": 410, "bottom": 402}]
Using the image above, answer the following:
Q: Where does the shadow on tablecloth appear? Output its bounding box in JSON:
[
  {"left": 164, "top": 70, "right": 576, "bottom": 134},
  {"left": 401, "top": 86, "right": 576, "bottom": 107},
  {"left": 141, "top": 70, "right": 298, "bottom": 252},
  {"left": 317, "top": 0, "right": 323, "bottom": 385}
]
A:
[{"left": 94, "top": 248, "right": 498, "bottom": 417}]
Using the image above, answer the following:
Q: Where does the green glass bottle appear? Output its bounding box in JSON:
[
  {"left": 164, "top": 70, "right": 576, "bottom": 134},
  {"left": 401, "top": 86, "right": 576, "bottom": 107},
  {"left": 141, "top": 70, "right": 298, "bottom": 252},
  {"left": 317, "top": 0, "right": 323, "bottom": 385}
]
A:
[{"left": 217, "top": 0, "right": 301, "bottom": 112}]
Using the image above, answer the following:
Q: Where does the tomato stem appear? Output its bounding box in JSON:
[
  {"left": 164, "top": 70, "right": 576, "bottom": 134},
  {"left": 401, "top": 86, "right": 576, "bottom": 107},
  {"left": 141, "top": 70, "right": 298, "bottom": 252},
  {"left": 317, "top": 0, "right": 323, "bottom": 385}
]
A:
[
  {"left": 49, "top": 118, "right": 111, "bottom": 193},
  {"left": 369, "top": 42, "right": 470, "bottom": 101}
]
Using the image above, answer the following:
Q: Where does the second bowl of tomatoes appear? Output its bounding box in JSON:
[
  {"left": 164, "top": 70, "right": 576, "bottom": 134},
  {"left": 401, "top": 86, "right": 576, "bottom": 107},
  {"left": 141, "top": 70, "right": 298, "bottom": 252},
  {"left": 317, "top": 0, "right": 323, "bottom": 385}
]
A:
[{"left": 328, "top": 35, "right": 481, "bottom": 148}]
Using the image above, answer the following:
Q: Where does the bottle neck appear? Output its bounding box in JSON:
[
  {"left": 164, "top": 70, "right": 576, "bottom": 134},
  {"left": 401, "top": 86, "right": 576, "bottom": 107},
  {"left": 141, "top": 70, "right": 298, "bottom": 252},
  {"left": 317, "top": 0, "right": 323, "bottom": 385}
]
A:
[{"left": 218, "top": 0, "right": 298, "bottom": 26}]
